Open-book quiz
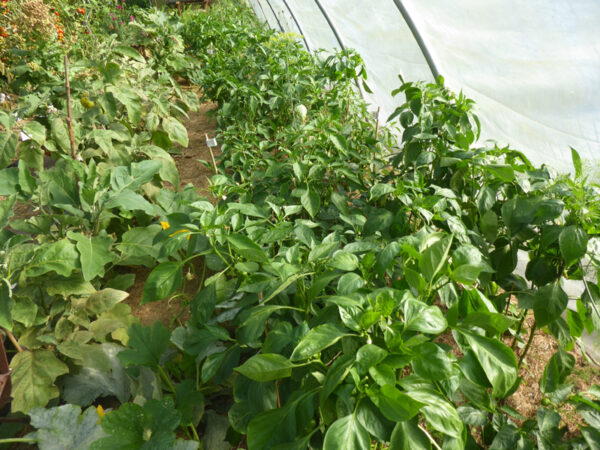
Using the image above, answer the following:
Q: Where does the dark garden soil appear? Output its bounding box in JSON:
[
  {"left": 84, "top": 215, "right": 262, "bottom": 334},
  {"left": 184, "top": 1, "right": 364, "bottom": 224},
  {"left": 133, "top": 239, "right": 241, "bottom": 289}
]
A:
[
  {"left": 436, "top": 301, "right": 600, "bottom": 443},
  {"left": 172, "top": 101, "right": 219, "bottom": 196}
]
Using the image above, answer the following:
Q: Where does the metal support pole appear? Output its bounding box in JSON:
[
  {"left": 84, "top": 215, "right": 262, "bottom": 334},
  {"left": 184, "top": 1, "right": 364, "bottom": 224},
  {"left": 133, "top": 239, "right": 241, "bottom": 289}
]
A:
[
  {"left": 264, "top": 0, "right": 285, "bottom": 33},
  {"left": 391, "top": 0, "right": 440, "bottom": 80},
  {"left": 254, "top": 0, "right": 270, "bottom": 24},
  {"left": 313, "top": 0, "right": 365, "bottom": 99},
  {"left": 282, "top": 0, "right": 313, "bottom": 52},
  {"left": 313, "top": 0, "right": 346, "bottom": 51}
]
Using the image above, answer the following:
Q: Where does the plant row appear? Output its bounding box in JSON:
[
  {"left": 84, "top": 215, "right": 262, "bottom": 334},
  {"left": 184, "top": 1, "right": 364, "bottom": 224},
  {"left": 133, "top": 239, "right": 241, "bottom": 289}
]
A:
[
  {"left": 1, "top": 1, "right": 600, "bottom": 449},
  {"left": 129, "top": 3, "right": 600, "bottom": 448},
  {"left": 0, "top": 3, "right": 209, "bottom": 448}
]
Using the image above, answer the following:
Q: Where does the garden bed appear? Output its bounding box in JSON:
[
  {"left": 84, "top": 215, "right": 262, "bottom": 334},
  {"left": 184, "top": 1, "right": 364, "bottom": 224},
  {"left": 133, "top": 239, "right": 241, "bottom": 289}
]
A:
[{"left": 0, "top": 1, "right": 599, "bottom": 449}]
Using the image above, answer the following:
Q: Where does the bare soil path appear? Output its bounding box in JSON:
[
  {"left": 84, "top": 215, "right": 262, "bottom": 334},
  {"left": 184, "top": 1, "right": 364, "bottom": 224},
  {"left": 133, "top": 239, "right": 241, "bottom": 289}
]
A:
[{"left": 124, "top": 102, "right": 219, "bottom": 327}]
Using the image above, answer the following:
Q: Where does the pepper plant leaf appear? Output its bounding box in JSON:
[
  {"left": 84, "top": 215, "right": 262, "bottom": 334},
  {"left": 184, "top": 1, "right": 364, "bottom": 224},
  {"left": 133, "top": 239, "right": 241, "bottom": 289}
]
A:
[
  {"left": 290, "top": 324, "right": 350, "bottom": 361},
  {"left": 419, "top": 235, "right": 452, "bottom": 283},
  {"left": 533, "top": 282, "right": 568, "bottom": 327},
  {"left": 403, "top": 298, "right": 447, "bottom": 334},
  {"left": 370, "top": 384, "right": 424, "bottom": 422},
  {"left": 456, "top": 328, "right": 518, "bottom": 398},
  {"left": 540, "top": 348, "right": 575, "bottom": 394},
  {"left": 559, "top": 225, "right": 588, "bottom": 266},
  {"left": 246, "top": 391, "right": 315, "bottom": 450},
  {"left": 301, "top": 188, "right": 320, "bottom": 218},
  {"left": 323, "top": 414, "right": 370, "bottom": 450},
  {"left": 227, "top": 233, "right": 269, "bottom": 263},
  {"left": 235, "top": 353, "right": 295, "bottom": 382},
  {"left": 141, "top": 261, "right": 183, "bottom": 304},
  {"left": 389, "top": 418, "right": 431, "bottom": 450}
]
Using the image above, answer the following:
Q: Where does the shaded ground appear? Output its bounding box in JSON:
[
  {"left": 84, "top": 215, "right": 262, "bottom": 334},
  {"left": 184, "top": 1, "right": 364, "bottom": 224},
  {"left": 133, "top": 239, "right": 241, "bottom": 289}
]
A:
[
  {"left": 504, "top": 314, "right": 600, "bottom": 438},
  {"left": 436, "top": 303, "right": 600, "bottom": 442},
  {"left": 125, "top": 102, "right": 219, "bottom": 327}
]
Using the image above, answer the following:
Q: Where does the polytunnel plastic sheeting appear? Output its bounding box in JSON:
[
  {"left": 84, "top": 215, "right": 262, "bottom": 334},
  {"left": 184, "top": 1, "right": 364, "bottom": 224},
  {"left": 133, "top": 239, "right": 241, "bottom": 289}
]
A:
[
  {"left": 319, "top": 0, "right": 433, "bottom": 122},
  {"left": 282, "top": 0, "right": 340, "bottom": 55},
  {"left": 268, "top": 0, "right": 309, "bottom": 50},
  {"left": 402, "top": 0, "right": 600, "bottom": 169},
  {"left": 255, "top": 0, "right": 282, "bottom": 31},
  {"left": 246, "top": 0, "right": 267, "bottom": 23},
  {"left": 248, "top": 0, "right": 600, "bottom": 171},
  {"left": 267, "top": 1, "right": 295, "bottom": 36}
]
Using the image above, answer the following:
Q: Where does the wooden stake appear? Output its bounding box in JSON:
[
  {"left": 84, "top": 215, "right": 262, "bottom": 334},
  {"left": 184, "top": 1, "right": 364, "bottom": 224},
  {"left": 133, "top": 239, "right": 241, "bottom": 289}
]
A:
[
  {"left": 374, "top": 106, "right": 381, "bottom": 140},
  {"left": 205, "top": 133, "right": 217, "bottom": 174},
  {"left": 63, "top": 55, "right": 78, "bottom": 160}
]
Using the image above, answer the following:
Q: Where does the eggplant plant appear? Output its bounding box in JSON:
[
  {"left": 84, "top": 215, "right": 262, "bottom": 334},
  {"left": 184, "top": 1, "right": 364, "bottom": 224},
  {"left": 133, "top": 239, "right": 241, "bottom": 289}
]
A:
[{"left": 0, "top": 2, "right": 202, "bottom": 431}]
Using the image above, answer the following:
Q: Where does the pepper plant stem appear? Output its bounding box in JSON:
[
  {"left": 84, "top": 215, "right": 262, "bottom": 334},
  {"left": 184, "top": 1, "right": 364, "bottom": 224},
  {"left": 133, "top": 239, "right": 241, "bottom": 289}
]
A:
[
  {"left": 510, "top": 312, "right": 527, "bottom": 350},
  {"left": 518, "top": 321, "right": 537, "bottom": 369}
]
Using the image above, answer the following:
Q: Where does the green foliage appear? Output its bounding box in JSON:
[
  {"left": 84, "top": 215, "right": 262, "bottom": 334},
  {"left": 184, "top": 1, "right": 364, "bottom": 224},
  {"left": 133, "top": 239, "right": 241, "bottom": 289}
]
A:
[
  {"left": 11, "top": 350, "right": 69, "bottom": 413},
  {"left": 118, "top": 322, "right": 170, "bottom": 368},
  {"left": 4, "top": 0, "right": 600, "bottom": 448},
  {"left": 91, "top": 398, "right": 195, "bottom": 450},
  {"left": 170, "top": 2, "right": 600, "bottom": 447},
  {"left": 0, "top": 0, "right": 206, "bottom": 429},
  {"left": 26, "top": 404, "right": 107, "bottom": 450}
]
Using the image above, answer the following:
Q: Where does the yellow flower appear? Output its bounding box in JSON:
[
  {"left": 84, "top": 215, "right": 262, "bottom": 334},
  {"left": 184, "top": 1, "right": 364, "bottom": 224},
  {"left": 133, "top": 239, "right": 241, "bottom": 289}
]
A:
[
  {"left": 161, "top": 221, "right": 190, "bottom": 240},
  {"left": 96, "top": 405, "right": 105, "bottom": 424}
]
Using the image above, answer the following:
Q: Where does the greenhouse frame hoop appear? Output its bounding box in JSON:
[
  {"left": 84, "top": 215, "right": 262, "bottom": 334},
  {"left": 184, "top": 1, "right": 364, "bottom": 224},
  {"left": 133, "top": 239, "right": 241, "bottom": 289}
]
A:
[
  {"left": 313, "top": 0, "right": 346, "bottom": 51},
  {"left": 264, "top": 0, "right": 286, "bottom": 32},
  {"left": 281, "top": 0, "right": 313, "bottom": 52},
  {"left": 391, "top": 0, "right": 440, "bottom": 80},
  {"left": 252, "top": 0, "right": 268, "bottom": 23}
]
